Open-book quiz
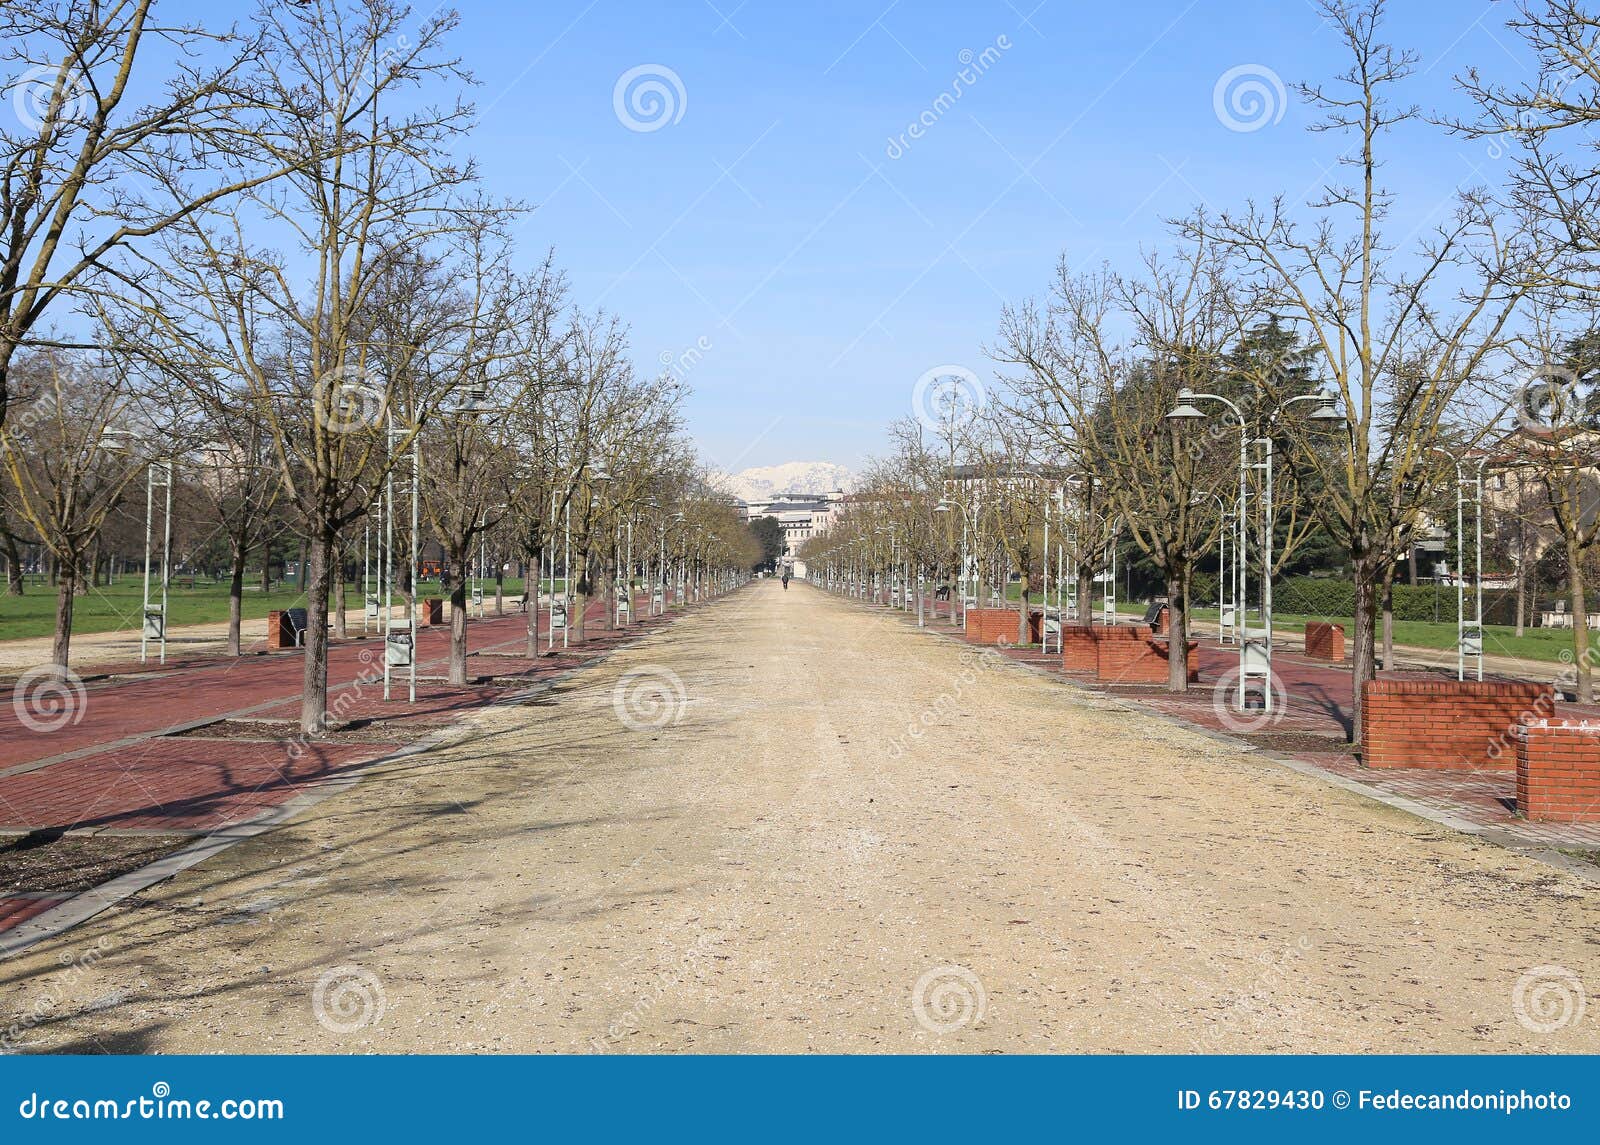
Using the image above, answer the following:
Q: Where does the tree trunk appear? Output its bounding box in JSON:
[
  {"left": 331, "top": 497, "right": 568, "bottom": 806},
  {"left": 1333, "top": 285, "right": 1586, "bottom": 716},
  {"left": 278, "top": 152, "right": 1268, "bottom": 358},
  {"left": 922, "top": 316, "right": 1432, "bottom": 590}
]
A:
[
  {"left": 260, "top": 539, "right": 271, "bottom": 592},
  {"left": 1167, "top": 568, "right": 1189, "bottom": 693},
  {"left": 571, "top": 548, "right": 589, "bottom": 642},
  {"left": 1567, "top": 532, "right": 1591, "bottom": 703},
  {"left": 1380, "top": 577, "right": 1394, "bottom": 671},
  {"left": 1078, "top": 568, "right": 1095, "bottom": 626},
  {"left": 1017, "top": 577, "right": 1030, "bottom": 645},
  {"left": 1349, "top": 550, "right": 1379, "bottom": 745},
  {"left": 445, "top": 544, "right": 471, "bottom": 686},
  {"left": 51, "top": 559, "right": 77, "bottom": 675},
  {"left": 525, "top": 542, "right": 543, "bottom": 658},
  {"left": 332, "top": 542, "right": 348, "bottom": 640},
  {"left": 3, "top": 529, "right": 23, "bottom": 595},
  {"left": 1516, "top": 546, "right": 1529, "bottom": 636},
  {"left": 227, "top": 541, "right": 246, "bottom": 657},
  {"left": 604, "top": 548, "right": 617, "bottom": 632},
  {"left": 299, "top": 523, "right": 334, "bottom": 735}
]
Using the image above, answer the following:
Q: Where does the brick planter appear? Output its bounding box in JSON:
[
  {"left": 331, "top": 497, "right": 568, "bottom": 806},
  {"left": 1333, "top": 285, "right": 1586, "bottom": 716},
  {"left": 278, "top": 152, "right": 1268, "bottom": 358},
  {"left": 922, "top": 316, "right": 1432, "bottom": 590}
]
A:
[
  {"left": 1360, "top": 677, "right": 1556, "bottom": 770},
  {"left": 1515, "top": 721, "right": 1600, "bottom": 822},
  {"left": 1094, "top": 628, "right": 1198, "bottom": 685},
  {"left": 421, "top": 597, "right": 444, "bottom": 626},
  {"left": 965, "top": 607, "right": 1040, "bottom": 646},
  {"left": 1061, "top": 625, "right": 1098, "bottom": 672},
  {"left": 1304, "top": 621, "right": 1345, "bottom": 662},
  {"left": 265, "top": 610, "right": 292, "bottom": 652}
]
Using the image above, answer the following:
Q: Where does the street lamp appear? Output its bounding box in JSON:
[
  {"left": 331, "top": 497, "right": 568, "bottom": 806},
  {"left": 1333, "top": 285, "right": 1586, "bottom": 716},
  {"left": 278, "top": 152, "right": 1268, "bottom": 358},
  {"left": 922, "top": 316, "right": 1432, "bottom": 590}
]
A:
[
  {"left": 96, "top": 430, "right": 174, "bottom": 666},
  {"left": 1255, "top": 390, "right": 1346, "bottom": 696},
  {"left": 1167, "top": 387, "right": 1254, "bottom": 710},
  {"left": 1426, "top": 446, "right": 1489, "bottom": 681},
  {"left": 1190, "top": 491, "right": 1233, "bottom": 643}
]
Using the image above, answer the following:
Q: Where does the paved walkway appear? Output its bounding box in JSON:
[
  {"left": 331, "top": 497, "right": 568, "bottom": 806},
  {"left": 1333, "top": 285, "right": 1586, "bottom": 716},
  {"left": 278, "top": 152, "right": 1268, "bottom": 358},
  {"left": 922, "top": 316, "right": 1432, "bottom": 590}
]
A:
[{"left": 1, "top": 580, "right": 1595, "bottom": 1052}]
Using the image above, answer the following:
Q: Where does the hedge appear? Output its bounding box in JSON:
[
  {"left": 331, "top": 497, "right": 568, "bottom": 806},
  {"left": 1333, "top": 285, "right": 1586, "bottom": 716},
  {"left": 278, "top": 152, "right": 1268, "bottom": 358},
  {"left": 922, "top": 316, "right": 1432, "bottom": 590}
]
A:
[{"left": 1274, "top": 576, "right": 1524, "bottom": 626}]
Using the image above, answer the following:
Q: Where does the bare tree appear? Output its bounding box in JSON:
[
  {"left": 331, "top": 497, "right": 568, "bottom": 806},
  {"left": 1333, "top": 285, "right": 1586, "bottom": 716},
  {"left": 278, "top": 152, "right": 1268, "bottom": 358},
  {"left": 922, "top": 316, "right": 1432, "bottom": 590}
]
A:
[
  {"left": 0, "top": 351, "right": 147, "bottom": 672},
  {"left": 0, "top": 0, "right": 307, "bottom": 430},
  {"left": 1189, "top": 0, "right": 1537, "bottom": 736}
]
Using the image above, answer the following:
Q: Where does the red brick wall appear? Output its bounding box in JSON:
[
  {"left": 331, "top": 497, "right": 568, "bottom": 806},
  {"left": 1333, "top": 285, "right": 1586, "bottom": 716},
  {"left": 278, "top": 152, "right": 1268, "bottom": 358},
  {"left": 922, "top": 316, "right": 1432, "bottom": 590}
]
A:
[
  {"left": 1304, "top": 621, "right": 1344, "bottom": 661},
  {"left": 1360, "top": 677, "right": 1555, "bottom": 770},
  {"left": 1516, "top": 721, "right": 1600, "bottom": 822},
  {"left": 964, "top": 608, "right": 1039, "bottom": 645},
  {"left": 266, "top": 610, "right": 289, "bottom": 651},
  {"left": 1061, "top": 626, "right": 1097, "bottom": 672},
  {"left": 1092, "top": 627, "right": 1200, "bottom": 685},
  {"left": 422, "top": 598, "right": 444, "bottom": 626}
]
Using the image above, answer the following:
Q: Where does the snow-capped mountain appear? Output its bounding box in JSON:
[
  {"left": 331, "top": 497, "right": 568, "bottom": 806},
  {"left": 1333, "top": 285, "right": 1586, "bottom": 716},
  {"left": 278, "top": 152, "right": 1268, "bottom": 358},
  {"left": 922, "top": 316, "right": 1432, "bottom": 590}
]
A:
[{"left": 715, "top": 462, "right": 853, "bottom": 503}]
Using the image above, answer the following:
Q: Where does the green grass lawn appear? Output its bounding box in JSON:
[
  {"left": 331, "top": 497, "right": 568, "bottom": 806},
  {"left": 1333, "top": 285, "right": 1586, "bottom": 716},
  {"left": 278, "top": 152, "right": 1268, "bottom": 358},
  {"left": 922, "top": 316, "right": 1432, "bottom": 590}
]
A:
[{"left": 0, "top": 575, "right": 566, "bottom": 642}]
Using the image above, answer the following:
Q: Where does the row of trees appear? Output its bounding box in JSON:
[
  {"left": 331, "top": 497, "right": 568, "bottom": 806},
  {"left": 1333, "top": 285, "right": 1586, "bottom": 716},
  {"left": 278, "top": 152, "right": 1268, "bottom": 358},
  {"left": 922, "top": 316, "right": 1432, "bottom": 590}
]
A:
[
  {"left": 807, "top": 0, "right": 1600, "bottom": 737},
  {"left": 0, "top": 0, "right": 758, "bottom": 733}
]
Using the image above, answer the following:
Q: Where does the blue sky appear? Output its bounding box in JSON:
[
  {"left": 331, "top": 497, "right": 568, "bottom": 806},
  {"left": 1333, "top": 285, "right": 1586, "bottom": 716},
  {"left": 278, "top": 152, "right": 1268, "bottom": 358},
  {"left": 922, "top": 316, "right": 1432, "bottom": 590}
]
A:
[{"left": 457, "top": 0, "right": 1528, "bottom": 472}]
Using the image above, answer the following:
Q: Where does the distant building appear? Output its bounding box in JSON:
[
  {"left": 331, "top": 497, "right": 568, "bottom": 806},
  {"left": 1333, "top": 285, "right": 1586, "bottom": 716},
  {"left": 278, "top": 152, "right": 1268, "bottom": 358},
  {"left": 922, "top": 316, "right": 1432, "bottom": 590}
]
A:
[{"left": 738, "top": 490, "right": 846, "bottom": 563}]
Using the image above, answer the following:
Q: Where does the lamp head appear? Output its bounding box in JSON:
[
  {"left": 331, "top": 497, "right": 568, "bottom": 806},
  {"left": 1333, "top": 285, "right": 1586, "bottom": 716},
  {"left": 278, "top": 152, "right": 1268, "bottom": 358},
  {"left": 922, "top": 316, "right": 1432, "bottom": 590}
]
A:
[{"left": 1165, "top": 389, "right": 1206, "bottom": 421}]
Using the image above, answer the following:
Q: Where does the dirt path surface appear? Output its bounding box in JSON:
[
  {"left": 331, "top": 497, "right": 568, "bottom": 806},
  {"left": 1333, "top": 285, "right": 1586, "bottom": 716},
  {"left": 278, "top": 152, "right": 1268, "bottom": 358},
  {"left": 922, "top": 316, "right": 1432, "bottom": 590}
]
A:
[{"left": 3, "top": 581, "right": 1597, "bottom": 1053}]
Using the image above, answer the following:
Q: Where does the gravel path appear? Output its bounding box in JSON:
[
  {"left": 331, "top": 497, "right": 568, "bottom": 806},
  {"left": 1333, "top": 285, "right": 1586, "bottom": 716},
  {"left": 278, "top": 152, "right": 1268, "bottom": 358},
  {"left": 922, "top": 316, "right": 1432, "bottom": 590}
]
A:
[{"left": 2, "top": 581, "right": 1596, "bottom": 1053}]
